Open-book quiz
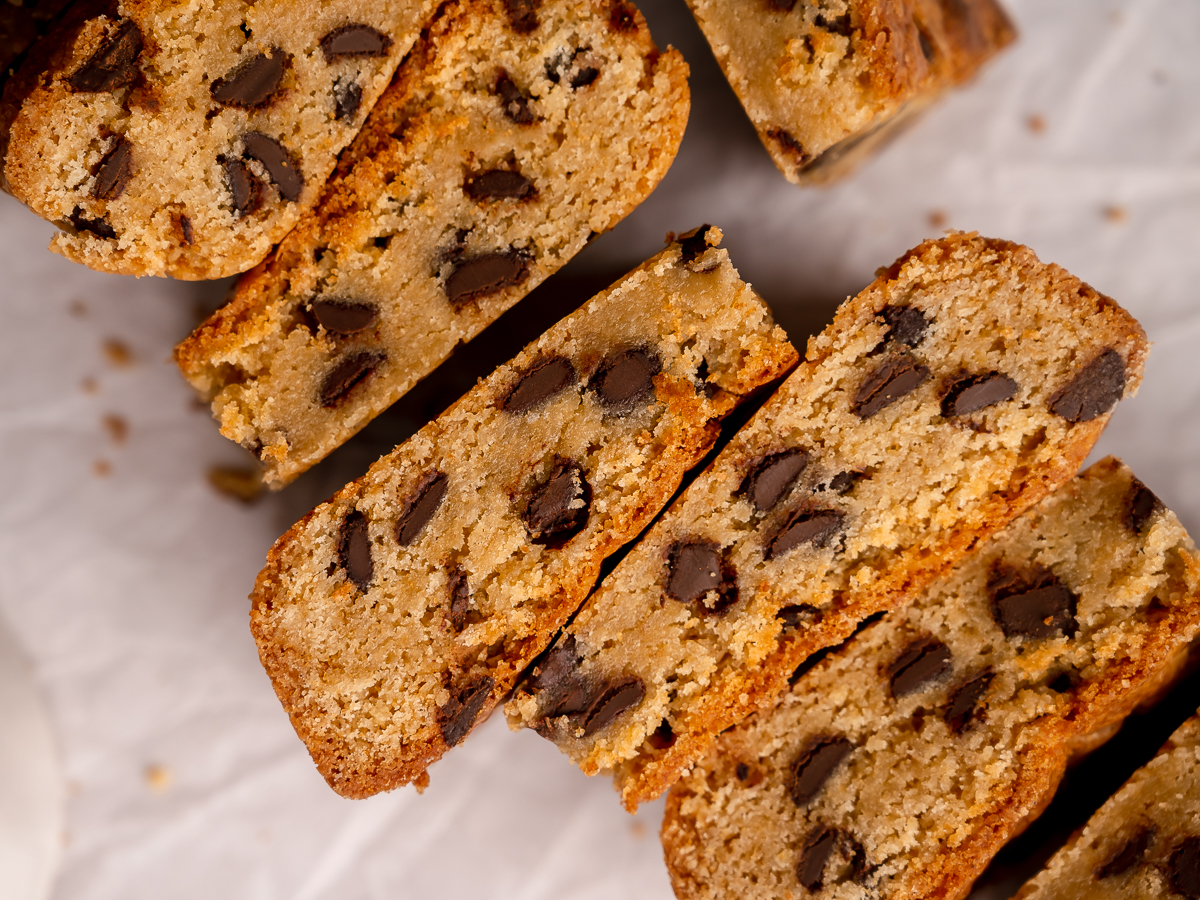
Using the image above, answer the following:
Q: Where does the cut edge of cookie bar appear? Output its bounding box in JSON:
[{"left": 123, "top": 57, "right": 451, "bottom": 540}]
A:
[
  {"left": 660, "top": 458, "right": 1200, "bottom": 900},
  {"left": 174, "top": 0, "right": 691, "bottom": 487},
  {"left": 506, "top": 231, "right": 1149, "bottom": 812},
  {"left": 249, "top": 234, "right": 798, "bottom": 799},
  {"left": 685, "top": 0, "right": 1016, "bottom": 186}
]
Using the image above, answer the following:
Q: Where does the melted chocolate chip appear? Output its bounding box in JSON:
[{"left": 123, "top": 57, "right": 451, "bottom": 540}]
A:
[
  {"left": 648, "top": 720, "right": 675, "bottom": 750},
  {"left": 665, "top": 541, "right": 737, "bottom": 615},
  {"left": 495, "top": 71, "right": 535, "bottom": 123},
  {"left": 524, "top": 461, "right": 591, "bottom": 544},
  {"left": 591, "top": 348, "right": 660, "bottom": 414},
  {"left": 677, "top": 224, "right": 713, "bottom": 264},
  {"left": 69, "top": 18, "right": 143, "bottom": 92},
  {"left": 735, "top": 762, "right": 750, "bottom": 781},
  {"left": 827, "top": 471, "right": 862, "bottom": 494},
  {"left": 944, "top": 669, "right": 992, "bottom": 734},
  {"left": 768, "top": 128, "right": 811, "bottom": 167},
  {"left": 319, "top": 24, "right": 392, "bottom": 60},
  {"left": 68, "top": 206, "right": 115, "bottom": 239},
  {"left": 503, "top": 356, "right": 577, "bottom": 413},
  {"left": 778, "top": 604, "right": 820, "bottom": 630},
  {"left": 570, "top": 64, "right": 599, "bottom": 89},
  {"left": 853, "top": 356, "right": 930, "bottom": 418},
  {"left": 179, "top": 214, "right": 194, "bottom": 245},
  {"left": 1170, "top": 836, "right": 1200, "bottom": 899},
  {"left": 396, "top": 472, "right": 449, "bottom": 546},
  {"left": 503, "top": 0, "right": 539, "bottom": 33},
  {"left": 1125, "top": 478, "right": 1164, "bottom": 534},
  {"left": 445, "top": 250, "right": 529, "bottom": 305},
  {"left": 740, "top": 450, "right": 809, "bottom": 512},
  {"left": 242, "top": 132, "right": 303, "bottom": 202},
  {"left": 223, "top": 157, "right": 261, "bottom": 216},
  {"left": 581, "top": 676, "right": 644, "bottom": 736},
  {"left": 447, "top": 567, "right": 470, "bottom": 632},
  {"left": 211, "top": 50, "right": 286, "bottom": 108},
  {"left": 609, "top": 1, "right": 637, "bottom": 32},
  {"left": 767, "top": 509, "right": 845, "bottom": 560},
  {"left": 917, "top": 26, "right": 935, "bottom": 61},
  {"left": 797, "top": 826, "right": 837, "bottom": 890},
  {"left": 319, "top": 350, "right": 385, "bottom": 407},
  {"left": 941, "top": 372, "right": 1018, "bottom": 416},
  {"left": 333, "top": 78, "right": 362, "bottom": 120},
  {"left": 438, "top": 675, "right": 494, "bottom": 747},
  {"left": 1048, "top": 348, "right": 1126, "bottom": 423},
  {"left": 530, "top": 635, "right": 590, "bottom": 718},
  {"left": 990, "top": 568, "right": 1079, "bottom": 640},
  {"left": 311, "top": 299, "right": 378, "bottom": 335},
  {"left": 92, "top": 136, "right": 132, "bottom": 200},
  {"left": 879, "top": 305, "right": 929, "bottom": 347},
  {"left": 816, "top": 11, "right": 853, "bottom": 36},
  {"left": 338, "top": 509, "right": 373, "bottom": 591},
  {"left": 790, "top": 737, "right": 853, "bottom": 806},
  {"left": 464, "top": 169, "right": 534, "bottom": 201},
  {"left": 1096, "top": 826, "right": 1155, "bottom": 879},
  {"left": 888, "top": 637, "right": 952, "bottom": 697}
]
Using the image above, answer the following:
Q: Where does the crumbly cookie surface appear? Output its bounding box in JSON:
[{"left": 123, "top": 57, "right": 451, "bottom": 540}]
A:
[
  {"left": 661, "top": 459, "right": 1200, "bottom": 900},
  {"left": 506, "top": 232, "right": 1148, "bottom": 811},
  {"left": 685, "top": 0, "right": 1014, "bottom": 185},
  {"left": 175, "top": 0, "right": 689, "bottom": 486},
  {"left": 249, "top": 234, "right": 797, "bottom": 798}
]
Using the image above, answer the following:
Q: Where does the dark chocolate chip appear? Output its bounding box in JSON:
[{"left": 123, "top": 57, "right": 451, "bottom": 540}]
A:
[
  {"left": 1048, "top": 348, "right": 1126, "bottom": 423},
  {"left": 790, "top": 736, "right": 853, "bottom": 806},
  {"left": 502, "top": 0, "right": 539, "bottom": 33},
  {"left": 941, "top": 372, "right": 1018, "bottom": 416},
  {"left": 524, "top": 461, "right": 591, "bottom": 544},
  {"left": 735, "top": 761, "right": 750, "bottom": 780},
  {"left": 675, "top": 224, "right": 713, "bottom": 265},
  {"left": 179, "top": 214, "right": 194, "bottom": 245},
  {"left": 311, "top": 298, "right": 378, "bottom": 335},
  {"left": 445, "top": 250, "right": 529, "bottom": 306},
  {"left": 569, "top": 65, "right": 599, "bottom": 89},
  {"left": 92, "top": 136, "right": 132, "bottom": 200},
  {"left": 609, "top": 1, "right": 637, "bottom": 32},
  {"left": 1125, "top": 478, "right": 1164, "bottom": 534},
  {"left": 827, "top": 471, "right": 862, "bottom": 495},
  {"left": 223, "top": 157, "right": 261, "bottom": 217},
  {"left": 740, "top": 449, "right": 809, "bottom": 512},
  {"left": 917, "top": 26, "right": 935, "bottom": 61},
  {"left": 338, "top": 509, "right": 373, "bottom": 591},
  {"left": 530, "top": 635, "right": 590, "bottom": 718},
  {"left": 438, "top": 675, "right": 494, "bottom": 747},
  {"left": 1170, "top": 836, "right": 1200, "bottom": 899},
  {"left": 68, "top": 206, "right": 115, "bottom": 239},
  {"left": 1047, "top": 667, "right": 1079, "bottom": 694},
  {"left": 778, "top": 604, "right": 820, "bottom": 630},
  {"left": 767, "top": 509, "right": 845, "bottom": 560},
  {"left": 396, "top": 472, "right": 449, "bottom": 546},
  {"left": 495, "top": 71, "right": 535, "bottom": 123},
  {"left": 591, "top": 348, "right": 660, "bottom": 414},
  {"left": 319, "top": 24, "right": 392, "bottom": 60},
  {"left": 816, "top": 12, "right": 853, "bottom": 36},
  {"left": 853, "top": 356, "right": 930, "bottom": 418},
  {"left": 888, "top": 637, "right": 952, "bottom": 697},
  {"left": 242, "top": 132, "right": 303, "bottom": 202},
  {"left": 464, "top": 169, "right": 534, "bottom": 201},
  {"left": 332, "top": 78, "right": 362, "bottom": 120},
  {"left": 944, "top": 669, "right": 992, "bottom": 734},
  {"left": 68, "top": 18, "right": 142, "bottom": 92},
  {"left": 581, "top": 676, "right": 645, "bottom": 736},
  {"left": 211, "top": 50, "right": 286, "bottom": 108},
  {"left": 1096, "top": 826, "right": 1155, "bottom": 879},
  {"left": 648, "top": 720, "right": 676, "bottom": 750},
  {"left": 767, "top": 128, "right": 811, "bottom": 167},
  {"left": 797, "top": 826, "right": 837, "bottom": 890},
  {"left": 503, "top": 356, "right": 577, "bottom": 413},
  {"left": 319, "top": 350, "right": 385, "bottom": 407},
  {"left": 990, "top": 568, "right": 1079, "bottom": 639},
  {"left": 665, "top": 541, "right": 727, "bottom": 607},
  {"left": 447, "top": 567, "right": 470, "bottom": 632},
  {"left": 879, "top": 305, "right": 929, "bottom": 347}
]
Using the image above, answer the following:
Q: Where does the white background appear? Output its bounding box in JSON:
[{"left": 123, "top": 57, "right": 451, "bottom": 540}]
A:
[{"left": 1, "top": 0, "right": 1198, "bottom": 896}]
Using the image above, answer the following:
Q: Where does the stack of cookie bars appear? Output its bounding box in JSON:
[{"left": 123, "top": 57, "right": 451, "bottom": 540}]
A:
[{"left": 4, "top": 1, "right": 1197, "bottom": 898}]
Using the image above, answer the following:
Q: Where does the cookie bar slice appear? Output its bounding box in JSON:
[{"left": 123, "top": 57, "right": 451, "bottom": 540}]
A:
[
  {"left": 1015, "top": 708, "right": 1200, "bottom": 900},
  {"left": 506, "top": 232, "right": 1148, "bottom": 810},
  {"left": 1, "top": 0, "right": 438, "bottom": 278},
  {"left": 661, "top": 459, "right": 1200, "bottom": 900},
  {"left": 175, "top": 0, "right": 689, "bottom": 487},
  {"left": 249, "top": 234, "right": 798, "bottom": 798},
  {"left": 685, "top": 0, "right": 1015, "bottom": 185}
]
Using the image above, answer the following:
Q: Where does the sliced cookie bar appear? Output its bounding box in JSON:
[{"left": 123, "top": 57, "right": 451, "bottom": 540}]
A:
[
  {"left": 249, "top": 235, "right": 798, "bottom": 798},
  {"left": 685, "top": 0, "right": 1015, "bottom": 185},
  {"left": 661, "top": 459, "right": 1200, "bottom": 900},
  {"left": 1015, "top": 708, "right": 1200, "bottom": 900},
  {"left": 0, "top": 0, "right": 438, "bottom": 278},
  {"left": 506, "top": 232, "right": 1148, "bottom": 810},
  {"left": 175, "top": 0, "right": 690, "bottom": 487}
]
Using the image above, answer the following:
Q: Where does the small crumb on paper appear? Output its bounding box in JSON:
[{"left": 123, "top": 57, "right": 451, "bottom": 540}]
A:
[
  {"left": 1103, "top": 205, "right": 1127, "bottom": 223},
  {"left": 1027, "top": 114, "right": 1046, "bottom": 134},
  {"left": 102, "top": 413, "right": 128, "bottom": 445},
  {"left": 629, "top": 820, "right": 647, "bottom": 839},
  {"left": 82, "top": 377, "right": 99, "bottom": 395},
  {"left": 93, "top": 459, "right": 112, "bottom": 478},
  {"left": 413, "top": 770, "right": 431, "bottom": 794},
  {"left": 928, "top": 209, "right": 948, "bottom": 229},
  {"left": 103, "top": 338, "right": 133, "bottom": 368},
  {"left": 69, "top": 300, "right": 88, "bottom": 318},
  {"left": 145, "top": 764, "right": 172, "bottom": 793},
  {"left": 207, "top": 465, "right": 266, "bottom": 504}
]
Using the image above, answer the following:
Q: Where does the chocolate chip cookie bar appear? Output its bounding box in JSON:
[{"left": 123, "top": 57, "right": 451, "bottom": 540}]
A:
[
  {"left": 1015, "top": 708, "right": 1200, "bottom": 900},
  {"left": 661, "top": 458, "right": 1200, "bottom": 900},
  {"left": 685, "top": 0, "right": 1015, "bottom": 185},
  {"left": 1, "top": 0, "right": 438, "bottom": 278},
  {"left": 248, "top": 232, "right": 798, "bottom": 798},
  {"left": 175, "top": 0, "right": 690, "bottom": 487},
  {"left": 506, "top": 233, "right": 1148, "bottom": 811}
]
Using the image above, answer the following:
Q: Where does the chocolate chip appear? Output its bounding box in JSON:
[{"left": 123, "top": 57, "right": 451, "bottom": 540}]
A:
[
  {"left": 1170, "top": 837, "right": 1200, "bottom": 898},
  {"left": 1048, "top": 348, "right": 1126, "bottom": 423},
  {"left": 879, "top": 305, "right": 929, "bottom": 347},
  {"left": 68, "top": 18, "right": 142, "bottom": 92},
  {"left": 68, "top": 206, "right": 115, "bottom": 239},
  {"left": 816, "top": 12, "right": 853, "bottom": 36},
  {"left": 1047, "top": 667, "right": 1079, "bottom": 694},
  {"left": 990, "top": 568, "right": 1079, "bottom": 639},
  {"left": 609, "top": 1, "right": 637, "bottom": 32},
  {"left": 917, "top": 26, "right": 935, "bottom": 61},
  {"left": 242, "top": 132, "right": 303, "bottom": 202},
  {"left": 319, "top": 350, "right": 385, "bottom": 407},
  {"left": 179, "top": 214, "right": 194, "bottom": 245},
  {"left": 530, "top": 635, "right": 590, "bottom": 718},
  {"left": 827, "top": 471, "right": 862, "bottom": 495},
  {"left": 941, "top": 372, "right": 1018, "bottom": 416},
  {"left": 768, "top": 128, "right": 811, "bottom": 167},
  {"left": 767, "top": 509, "right": 845, "bottom": 559},
  {"left": 944, "top": 669, "right": 992, "bottom": 733},
  {"left": 338, "top": 509, "right": 373, "bottom": 591},
  {"left": 778, "top": 604, "right": 820, "bottom": 630},
  {"left": 1125, "top": 478, "right": 1164, "bottom": 534},
  {"left": 524, "top": 461, "right": 591, "bottom": 545},
  {"left": 790, "top": 737, "right": 853, "bottom": 806},
  {"left": 665, "top": 541, "right": 738, "bottom": 615},
  {"left": 581, "top": 677, "right": 645, "bottom": 736},
  {"left": 648, "top": 720, "right": 675, "bottom": 750},
  {"left": 445, "top": 250, "right": 529, "bottom": 306},
  {"left": 211, "top": 50, "right": 286, "bottom": 108},
  {"left": 332, "top": 78, "right": 362, "bottom": 120},
  {"left": 797, "top": 826, "right": 837, "bottom": 890},
  {"left": 569, "top": 65, "right": 599, "bottom": 89},
  {"left": 591, "top": 348, "right": 660, "bottom": 414},
  {"left": 438, "top": 675, "right": 494, "bottom": 747},
  {"left": 740, "top": 450, "right": 808, "bottom": 511},
  {"left": 92, "top": 136, "right": 132, "bottom": 200},
  {"left": 464, "top": 169, "right": 534, "bottom": 201},
  {"left": 447, "top": 567, "right": 470, "bottom": 632},
  {"left": 495, "top": 71, "right": 534, "bottom": 123},
  {"left": 1096, "top": 826, "right": 1154, "bottom": 879},
  {"left": 676, "top": 224, "right": 713, "bottom": 265},
  {"left": 888, "top": 637, "right": 952, "bottom": 697},
  {"left": 319, "top": 24, "right": 392, "bottom": 60},
  {"left": 853, "top": 356, "right": 930, "bottom": 418},
  {"left": 503, "top": 356, "right": 577, "bottom": 413},
  {"left": 311, "top": 299, "right": 378, "bottom": 335},
  {"left": 223, "top": 158, "right": 261, "bottom": 217},
  {"left": 502, "top": 0, "right": 539, "bottom": 33},
  {"left": 396, "top": 472, "right": 449, "bottom": 546},
  {"left": 735, "top": 761, "right": 750, "bottom": 780}
]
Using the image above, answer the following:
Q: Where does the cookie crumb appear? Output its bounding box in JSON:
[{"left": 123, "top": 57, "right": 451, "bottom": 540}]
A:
[
  {"left": 102, "top": 338, "right": 133, "bottom": 367},
  {"left": 93, "top": 459, "right": 112, "bottom": 478},
  {"left": 928, "top": 210, "right": 948, "bottom": 230},
  {"left": 144, "top": 764, "right": 171, "bottom": 793},
  {"left": 1027, "top": 114, "right": 1046, "bottom": 134},
  {"left": 82, "top": 377, "right": 99, "bottom": 395},
  {"left": 1103, "top": 205, "right": 1127, "bottom": 224},
  {"left": 102, "top": 413, "right": 128, "bottom": 445},
  {"left": 69, "top": 300, "right": 88, "bottom": 317},
  {"left": 630, "top": 820, "right": 648, "bottom": 839},
  {"left": 207, "top": 465, "right": 266, "bottom": 504},
  {"left": 413, "top": 770, "right": 431, "bottom": 794}
]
